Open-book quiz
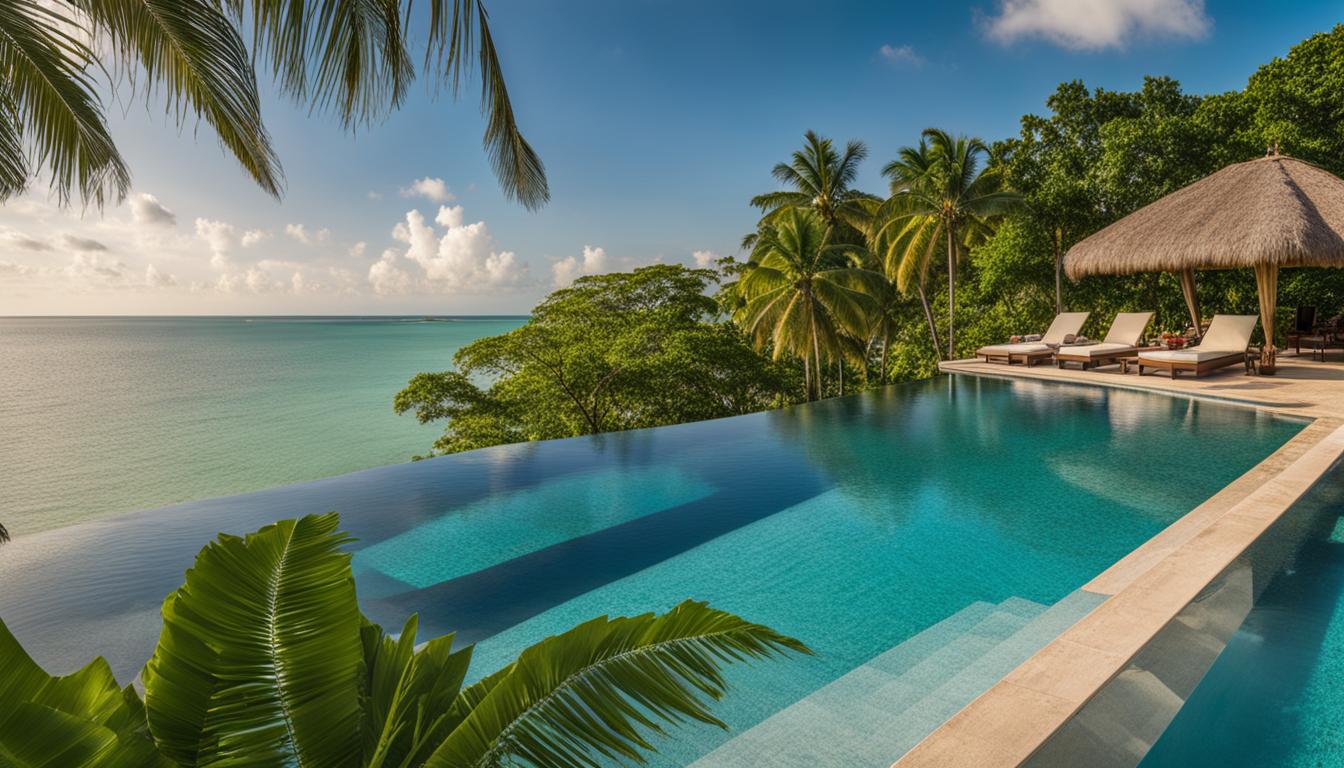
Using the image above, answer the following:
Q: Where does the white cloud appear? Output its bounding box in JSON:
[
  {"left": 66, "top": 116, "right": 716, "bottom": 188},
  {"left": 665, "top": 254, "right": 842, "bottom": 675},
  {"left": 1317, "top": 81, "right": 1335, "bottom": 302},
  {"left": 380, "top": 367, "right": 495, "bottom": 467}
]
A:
[
  {"left": 551, "top": 245, "right": 610, "bottom": 288},
  {"left": 284, "top": 224, "right": 329, "bottom": 245},
  {"left": 367, "top": 191, "right": 383, "bottom": 201},
  {"left": 3, "top": 231, "right": 51, "bottom": 251},
  {"left": 878, "top": 44, "right": 924, "bottom": 67},
  {"left": 60, "top": 234, "right": 108, "bottom": 252},
  {"left": 194, "top": 218, "right": 237, "bottom": 268},
  {"left": 983, "top": 0, "right": 1211, "bottom": 50},
  {"left": 399, "top": 177, "right": 454, "bottom": 203},
  {"left": 692, "top": 249, "right": 720, "bottom": 268},
  {"left": 373, "top": 205, "right": 527, "bottom": 295},
  {"left": 145, "top": 263, "right": 177, "bottom": 287},
  {"left": 241, "top": 229, "right": 268, "bottom": 247},
  {"left": 64, "top": 253, "right": 127, "bottom": 283},
  {"left": 130, "top": 193, "right": 176, "bottom": 227},
  {"left": 368, "top": 249, "right": 415, "bottom": 296},
  {"left": 348, "top": 241, "right": 367, "bottom": 258}
]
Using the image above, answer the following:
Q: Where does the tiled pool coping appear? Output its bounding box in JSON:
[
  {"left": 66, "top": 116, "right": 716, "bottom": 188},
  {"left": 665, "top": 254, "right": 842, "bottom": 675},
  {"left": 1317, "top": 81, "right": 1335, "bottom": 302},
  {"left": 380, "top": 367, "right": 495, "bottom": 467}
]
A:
[{"left": 893, "top": 359, "right": 1344, "bottom": 767}]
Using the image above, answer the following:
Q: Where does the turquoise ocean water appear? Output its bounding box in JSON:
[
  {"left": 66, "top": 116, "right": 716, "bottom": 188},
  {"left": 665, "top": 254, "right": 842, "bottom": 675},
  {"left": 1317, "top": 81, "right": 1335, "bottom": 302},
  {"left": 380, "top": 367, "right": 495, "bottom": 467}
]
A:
[{"left": 0, "top": 316, "right": 524, "bottom": 535}]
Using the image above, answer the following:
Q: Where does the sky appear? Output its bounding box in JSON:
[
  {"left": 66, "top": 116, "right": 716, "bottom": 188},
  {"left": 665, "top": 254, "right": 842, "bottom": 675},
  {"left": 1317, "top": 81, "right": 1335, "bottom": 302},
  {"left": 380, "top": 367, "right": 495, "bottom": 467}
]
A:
[{"left": 1, "top": 0, "right": 1341, "bottom": 315}]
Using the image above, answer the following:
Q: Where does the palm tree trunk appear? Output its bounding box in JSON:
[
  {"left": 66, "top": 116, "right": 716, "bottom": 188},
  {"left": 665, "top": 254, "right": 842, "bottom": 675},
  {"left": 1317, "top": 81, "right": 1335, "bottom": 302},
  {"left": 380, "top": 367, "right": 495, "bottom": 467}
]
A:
[
  {"left": 916, "top": 281, "right": 943, "bottom": 360},
  {"left": 838, "top": 356, "right": 844, "bottom": 396},
  {"left": 1053, "top": 227, "right": 1063, "bottom": 315},
  {"left": 802, "top": 355, "right": 811, "bottom": 402},
  {"left": 879, "top": 330, "right": 890, "bottom": 383},
  {"left": 812, "top": 329, "right": 823, "bottom": 400},
  {"left": 946, "top": 226, "right": 956, "bottom": 359}
]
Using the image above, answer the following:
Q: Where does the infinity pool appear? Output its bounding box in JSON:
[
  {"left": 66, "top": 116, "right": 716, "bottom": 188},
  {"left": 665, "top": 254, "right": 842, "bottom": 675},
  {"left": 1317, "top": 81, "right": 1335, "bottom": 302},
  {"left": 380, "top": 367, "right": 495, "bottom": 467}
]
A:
[
  {"left": 1141, "top": 463, "right": 1344, "bottom": 768},
  {"left": 0, "top": 376, "right": 1304, "bottom": 766}
]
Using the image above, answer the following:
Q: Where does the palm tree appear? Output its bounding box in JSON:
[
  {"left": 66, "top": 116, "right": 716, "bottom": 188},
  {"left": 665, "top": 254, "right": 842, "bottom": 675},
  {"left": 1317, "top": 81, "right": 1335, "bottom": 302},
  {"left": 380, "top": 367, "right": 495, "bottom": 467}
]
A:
[
  {"left": 0, "top": 522, "right": 7, "bottom": 544},
  {"left": 736, "top": 208, "right": 883, "bottom": 400},
  {"left": 0, "top": 513, "right": 806, "bottom": 766},
  {"left": 877, "top": 129, "right": 1019, "bottom": 358},
  {"left": 0, "top": 0, "right": 546, "bottom": 210},
  {"left": 747, "top": 131, "right": 877, "bottom": 247}
]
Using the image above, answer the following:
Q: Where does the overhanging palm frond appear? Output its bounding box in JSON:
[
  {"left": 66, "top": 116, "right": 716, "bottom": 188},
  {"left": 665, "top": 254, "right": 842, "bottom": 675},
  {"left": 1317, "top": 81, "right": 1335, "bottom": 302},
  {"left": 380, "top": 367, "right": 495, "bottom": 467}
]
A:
[
  {"left": 0, "top": 0, "right": 128, "bottom": 206},
  {"left": 426, "top": 600, "right": 809, "bottom": 768},
  {"left": 0, "top": 86, "right": 27, "bottom": 199},
  {"left": 309, "top": 0, "right": 414, "bottom": 127},
  {"left": 79, "top": 0, "right": 283, "bottom": 197},
  {"left": 422, "top": 0, "right": 548, "bottom": 209},
  {"left": 143, "top": 512, "right": 365, "bottom": 767}
]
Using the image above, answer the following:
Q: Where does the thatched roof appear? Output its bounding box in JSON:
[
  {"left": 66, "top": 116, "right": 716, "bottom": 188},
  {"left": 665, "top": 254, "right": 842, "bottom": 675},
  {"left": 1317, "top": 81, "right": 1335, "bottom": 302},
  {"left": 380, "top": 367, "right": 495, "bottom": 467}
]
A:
[{"left": 1065, "top": 155, "right": 1344, "bottom": 278}]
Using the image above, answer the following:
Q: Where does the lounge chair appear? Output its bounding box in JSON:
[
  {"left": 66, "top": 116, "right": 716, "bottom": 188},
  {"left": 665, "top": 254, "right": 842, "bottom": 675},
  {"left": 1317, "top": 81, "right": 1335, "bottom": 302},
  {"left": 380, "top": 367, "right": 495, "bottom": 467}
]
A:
[
  {"left": 976, "top": 312, "right": 1090, "bottom": 366},
  {"left": 1055, "top": 312, "right": 1154, "bottom": 370},
  {"left": 1137, "top": 314, "right": 1258, "bottom": 378}
]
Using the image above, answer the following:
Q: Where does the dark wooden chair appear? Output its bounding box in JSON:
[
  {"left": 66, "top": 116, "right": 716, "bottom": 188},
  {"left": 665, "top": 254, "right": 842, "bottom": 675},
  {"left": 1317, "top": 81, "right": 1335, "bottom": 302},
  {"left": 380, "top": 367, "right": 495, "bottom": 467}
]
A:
[{"left": 1288, "top": 306, "right": 1318, "bottom": 354}]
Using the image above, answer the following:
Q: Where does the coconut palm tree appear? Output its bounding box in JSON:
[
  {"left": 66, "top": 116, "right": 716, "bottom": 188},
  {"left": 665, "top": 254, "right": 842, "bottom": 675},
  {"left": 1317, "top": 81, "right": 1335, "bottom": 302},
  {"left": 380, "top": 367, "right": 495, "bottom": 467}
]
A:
[
  {"left": 0, "top": 0, "right": 546, "bottom": 210},
  {"left": 737, "top": 208, "right": 883, "bottom": 400},
  {"left": 0, "top": 513, "right": 806, "bottom": 766},
  {"left": 877, "top": 129, "right": 1019, "bottom": 358},
  {"left": 746, "top": 131, "right": 877, "bottom": 248},
  {"left": 0, "top": 522, "right": 8, "bottom": 544}
]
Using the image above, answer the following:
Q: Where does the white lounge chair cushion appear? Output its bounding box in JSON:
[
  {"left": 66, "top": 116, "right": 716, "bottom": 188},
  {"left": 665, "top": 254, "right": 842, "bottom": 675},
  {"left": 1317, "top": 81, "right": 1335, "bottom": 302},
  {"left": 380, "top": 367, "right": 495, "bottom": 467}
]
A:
[
  {"left": 1102, "top": 312, "right": 1154, "bottom": 346},
  {"left": 1139, "top": 349, "right": 1244, "bottom": 363},
  {"left": 1197, "top": 314, "right": 1259, "bottom": 353},
  {"left": 1057, "top": 342, "right": 1134, "bottom": 358},
  {"left": 1041, "top": 312, "right": 1091, "bottom": 344},
  {"left": 979, "top": 342, "right": 1051, "bottom": 355}
]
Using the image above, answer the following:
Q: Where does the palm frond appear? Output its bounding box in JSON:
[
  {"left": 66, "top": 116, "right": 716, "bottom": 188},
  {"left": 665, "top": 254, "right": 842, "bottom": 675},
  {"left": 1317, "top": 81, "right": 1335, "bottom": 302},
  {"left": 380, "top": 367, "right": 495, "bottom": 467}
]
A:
[
  {"left": 309, "top": 0, "right": 414, "bottom": 127},
  {"left": 421, "top": 0, "right": 547, "bottom": 209},
  {"left": 143, "top": 513, "right": 365, "bottom": 767},
  {"left": 79, "top": 0, "right": 283, "bottom": 197},
  {"left": 427, "top": 601, "right": 808, "bottom": 768},
  {"left": 0, "top": 86, "right": 27, "bottom": 199},
  {"left": 0, "top": 0, "right": 128, "bottom": 206}
]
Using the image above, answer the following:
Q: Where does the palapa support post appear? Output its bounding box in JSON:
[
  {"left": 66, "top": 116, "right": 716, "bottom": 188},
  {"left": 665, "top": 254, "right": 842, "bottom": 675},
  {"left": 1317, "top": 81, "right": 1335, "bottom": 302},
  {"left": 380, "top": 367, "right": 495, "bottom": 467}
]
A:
[
  {"left": 1255, "top": 262, "right": 1278, "bottom": 374},
  {"left": 1179, "top": 268, "right": 1202, "bottom": 337}
]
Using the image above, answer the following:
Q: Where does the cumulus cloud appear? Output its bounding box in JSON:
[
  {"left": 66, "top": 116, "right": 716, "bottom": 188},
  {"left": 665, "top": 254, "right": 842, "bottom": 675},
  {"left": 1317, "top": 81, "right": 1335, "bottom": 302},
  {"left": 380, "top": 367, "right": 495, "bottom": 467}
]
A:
[
  {"left": 878, "top": 43, "right": 924, "bottom": 66},
  {"left": 130, "top": 193, "right": 177, "bottom": 226},
  {"left": 551, "top": 245, "right": 610, "bottom": 288},
  {"left": 241, "top": 229, "right": 268, "bottom": 247},
  {"left": 60, "top": 234, "right": 108, "bottom": 252},
  {"left": 194, "top": 218, "right": 237, "bottom": 267},
  {"left": 4, "top": 232, "right": 51, "bottom": 251},
  {"left": 983, "top": 0, "right": 1211, "bottom": 50},
  {"left": 692, "top": 249, "right": 720, "bottom": 268},
  {"left": 145, "top": 263, "right": 177, "bottom": 287},
  {"left": 284, "top": 223, "right": 330, "bottom": 245},
  {"left": 348, "top": 241, "right": 367, "bottom": 258},
  {"left": 64, "top": 253, "right": 127, "bottom": 282},
  {"left": 371, "top": 205, "right": 527, "bottom": 295},
  {"left": 400, "top": 177, "right": 454, "bottom": 203}
]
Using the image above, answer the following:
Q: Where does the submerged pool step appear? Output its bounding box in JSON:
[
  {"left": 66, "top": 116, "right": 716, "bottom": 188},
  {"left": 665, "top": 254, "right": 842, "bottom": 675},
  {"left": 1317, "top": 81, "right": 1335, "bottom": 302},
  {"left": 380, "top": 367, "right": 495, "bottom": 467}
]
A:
[{"left": 692, "top": 591, "right": 1106, "bottom": 768}]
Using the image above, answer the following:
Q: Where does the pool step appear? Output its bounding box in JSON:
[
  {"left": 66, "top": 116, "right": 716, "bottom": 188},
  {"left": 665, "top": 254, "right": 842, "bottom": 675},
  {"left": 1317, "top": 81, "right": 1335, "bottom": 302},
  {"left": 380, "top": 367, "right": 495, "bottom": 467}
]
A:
[{"left": 691, "top": 590, "right": 1106, "bottom": 768}]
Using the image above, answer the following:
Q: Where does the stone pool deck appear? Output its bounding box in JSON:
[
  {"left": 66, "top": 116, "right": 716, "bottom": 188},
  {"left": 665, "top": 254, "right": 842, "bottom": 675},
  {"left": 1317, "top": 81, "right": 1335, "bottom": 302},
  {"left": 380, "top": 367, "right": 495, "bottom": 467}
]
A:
[{"left": 893, "top": 356, "right": 1344, "bottom": 768}]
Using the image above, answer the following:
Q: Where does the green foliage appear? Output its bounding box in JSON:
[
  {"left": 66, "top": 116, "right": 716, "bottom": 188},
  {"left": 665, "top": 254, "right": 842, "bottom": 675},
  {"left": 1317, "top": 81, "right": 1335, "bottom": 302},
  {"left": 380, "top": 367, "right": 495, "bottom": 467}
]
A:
[
  {"left": 0, "top": 0, "right": 545, "bottom": 209},
  {"left": 396, "top": 265, "right": 794, "bottom": 457},
  {"left": 0, "top": 513, "right": 808, "bottom": 767}
]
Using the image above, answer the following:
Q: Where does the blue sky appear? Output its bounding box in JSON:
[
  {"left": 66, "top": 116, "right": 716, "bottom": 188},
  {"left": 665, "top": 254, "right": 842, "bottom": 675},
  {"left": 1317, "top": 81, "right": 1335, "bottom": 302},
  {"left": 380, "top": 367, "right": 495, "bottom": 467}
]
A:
[{"left": 2, "top": 0, "right": 1340, "bottom": 314}]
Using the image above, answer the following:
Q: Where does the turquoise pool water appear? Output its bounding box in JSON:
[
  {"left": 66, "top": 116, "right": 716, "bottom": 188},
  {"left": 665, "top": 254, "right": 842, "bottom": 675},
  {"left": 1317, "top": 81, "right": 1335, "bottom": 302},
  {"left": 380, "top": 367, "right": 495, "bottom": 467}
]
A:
[
  {"left": 1141, "top": 463, "right": 1344, "bottom": 768},
  {"left": 0, "top": 375, "right": 1304, "bottom": 765}
]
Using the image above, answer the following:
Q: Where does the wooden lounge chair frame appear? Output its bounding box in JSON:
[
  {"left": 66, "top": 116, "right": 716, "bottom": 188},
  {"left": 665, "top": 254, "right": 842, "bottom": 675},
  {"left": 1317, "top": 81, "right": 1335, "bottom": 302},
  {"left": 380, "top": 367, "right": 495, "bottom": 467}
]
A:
[{"left": 1137, "top": 352, "right": 1246, "bottom": 378}]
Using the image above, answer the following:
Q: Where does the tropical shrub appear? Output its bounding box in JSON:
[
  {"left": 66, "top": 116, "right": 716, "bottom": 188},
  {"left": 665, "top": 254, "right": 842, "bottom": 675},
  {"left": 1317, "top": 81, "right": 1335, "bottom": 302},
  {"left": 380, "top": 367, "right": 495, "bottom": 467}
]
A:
[
  {"left": 395, "top": 265, "right": 795, "bottom": 457},
  {"left": 0, "top": 513, "right": 808, "bottom": 766}
]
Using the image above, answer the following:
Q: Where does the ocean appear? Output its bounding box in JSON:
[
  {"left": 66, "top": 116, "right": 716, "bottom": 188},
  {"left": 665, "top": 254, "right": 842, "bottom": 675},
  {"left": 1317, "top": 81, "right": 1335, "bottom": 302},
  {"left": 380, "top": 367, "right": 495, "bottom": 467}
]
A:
[{"left": 0, "top": 316, "right": 526, "bottom": 536}]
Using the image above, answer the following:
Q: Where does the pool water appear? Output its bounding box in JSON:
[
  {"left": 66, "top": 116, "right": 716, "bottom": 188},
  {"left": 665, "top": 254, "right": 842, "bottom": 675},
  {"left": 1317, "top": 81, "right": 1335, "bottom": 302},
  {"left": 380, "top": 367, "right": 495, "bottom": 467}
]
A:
[
  {"left": 1141, "top": 465, "right": 1344, "bottom": 768},
  {"left": 0, "top": 376, "right": 1303, "bottom": 766}
]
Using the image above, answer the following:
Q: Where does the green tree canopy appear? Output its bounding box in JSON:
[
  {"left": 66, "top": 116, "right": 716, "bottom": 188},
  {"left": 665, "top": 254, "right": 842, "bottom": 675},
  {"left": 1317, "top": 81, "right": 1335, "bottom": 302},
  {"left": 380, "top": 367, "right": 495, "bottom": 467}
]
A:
[{"left": 396, "top": 265, "right": 793, "bottom": 456}]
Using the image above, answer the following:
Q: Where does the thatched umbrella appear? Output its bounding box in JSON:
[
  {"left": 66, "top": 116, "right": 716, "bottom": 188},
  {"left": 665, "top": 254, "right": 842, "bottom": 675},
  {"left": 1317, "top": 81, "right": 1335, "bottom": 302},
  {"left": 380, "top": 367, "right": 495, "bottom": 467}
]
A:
[{"left": 1064, "top": 152, "right": 1344, "bottom": 372}]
